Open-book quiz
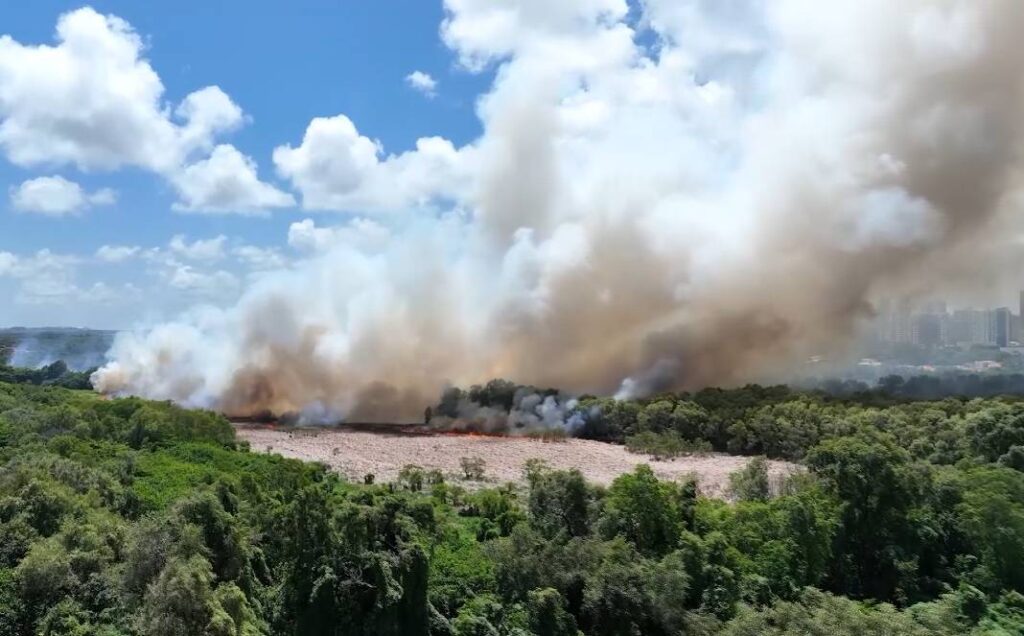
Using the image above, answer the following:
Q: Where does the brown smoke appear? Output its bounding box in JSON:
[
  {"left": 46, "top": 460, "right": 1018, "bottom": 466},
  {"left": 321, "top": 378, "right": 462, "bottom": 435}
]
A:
[{"left": 95, "top": 0, "right": 1024, "bottom": 421}]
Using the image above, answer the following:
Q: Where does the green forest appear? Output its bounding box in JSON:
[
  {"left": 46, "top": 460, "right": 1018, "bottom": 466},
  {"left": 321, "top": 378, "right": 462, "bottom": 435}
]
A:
[{"left": 2, "top": 373, "right": 1024, "bottom": 635}]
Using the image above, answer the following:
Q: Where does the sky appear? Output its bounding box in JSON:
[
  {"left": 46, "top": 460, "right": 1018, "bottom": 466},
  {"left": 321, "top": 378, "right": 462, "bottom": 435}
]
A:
[
  {"left": 6, "top": 0, "right": 1024, "bottom": 414},
  {"left": 0, "top": 1, "right": 497, "bottom": 328}
]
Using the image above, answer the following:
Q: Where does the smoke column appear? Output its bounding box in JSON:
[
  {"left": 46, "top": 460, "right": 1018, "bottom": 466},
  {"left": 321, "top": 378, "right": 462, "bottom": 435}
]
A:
[{"left": 95, "top": 0, "right": 1024, "bottom": 421}]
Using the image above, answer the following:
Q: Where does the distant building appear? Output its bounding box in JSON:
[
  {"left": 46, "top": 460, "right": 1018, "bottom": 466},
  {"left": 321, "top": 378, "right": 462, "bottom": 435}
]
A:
[
  {"left": 992, "top": 307, "right": 1012, "bottom": 347},
  {"left": 886, "top": 299, "right": 913, "bottom": 344},
  {"left": 874, "top": 299, "right": 1016, "bottom": 348},
  {"left": 970, "top": 310, "right": 990, "bottom": 344},
  {"left": 912, "top": 313, "right": 943, "bottom": 347}
]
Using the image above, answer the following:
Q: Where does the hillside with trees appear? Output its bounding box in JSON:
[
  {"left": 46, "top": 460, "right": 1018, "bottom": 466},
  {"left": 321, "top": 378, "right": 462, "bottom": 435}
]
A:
[{"left": 2, "top": 375, "right": 1024, "bottom": 634}]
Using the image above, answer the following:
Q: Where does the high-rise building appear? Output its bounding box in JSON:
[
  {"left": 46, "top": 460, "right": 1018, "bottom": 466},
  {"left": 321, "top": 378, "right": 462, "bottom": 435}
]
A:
[
  {"left": 948, "top": 310, "right": 971, "bottom": 344},
  {"left": 886, "top": 299, "right": 913, "bottom": 344},
  {"left": 912, "top": 313, "right": 942, "bottom": 347},
  {"left": 992, "top": 307, "right": 1011, "bottom": 347}
]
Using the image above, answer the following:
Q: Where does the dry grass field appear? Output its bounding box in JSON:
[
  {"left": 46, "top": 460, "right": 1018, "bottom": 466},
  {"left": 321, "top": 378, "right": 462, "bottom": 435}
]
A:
[{"left": 236, "top": 425, "right": 799, "bottom": 498}]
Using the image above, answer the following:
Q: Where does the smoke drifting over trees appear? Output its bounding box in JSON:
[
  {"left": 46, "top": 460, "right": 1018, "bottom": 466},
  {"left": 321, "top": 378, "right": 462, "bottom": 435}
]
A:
[{"left": 95, "top": 0, "right": 1024, "bottom": 421}]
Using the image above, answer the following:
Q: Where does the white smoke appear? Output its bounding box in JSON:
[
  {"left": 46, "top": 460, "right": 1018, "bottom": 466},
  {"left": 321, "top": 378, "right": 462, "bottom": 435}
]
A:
[
  {"left": 429, "top": 388, "right": 583, "bottom": 435},
  {"left": 95, "top": 0, "right": 1024, "bottom": 421}
]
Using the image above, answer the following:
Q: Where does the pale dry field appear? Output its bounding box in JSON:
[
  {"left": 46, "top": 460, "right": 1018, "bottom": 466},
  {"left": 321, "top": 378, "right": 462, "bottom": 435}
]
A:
[{"left": 236, "top": 425, "right": 799, "bottom": 497}]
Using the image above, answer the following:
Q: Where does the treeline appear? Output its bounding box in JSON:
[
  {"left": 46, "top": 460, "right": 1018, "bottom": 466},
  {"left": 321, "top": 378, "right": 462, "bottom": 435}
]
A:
[
  {"left": 434, "top": 378, "right": 1024, "bottom": 468},
  {"left": 819, "top": 372, "right": 1024, "bottom": 400},
  {"left": 1, "top": 379, "right": 1024, "bottom": 634},
  {"left": 0, "top": 360, "right": 94, "bottom": 390}
]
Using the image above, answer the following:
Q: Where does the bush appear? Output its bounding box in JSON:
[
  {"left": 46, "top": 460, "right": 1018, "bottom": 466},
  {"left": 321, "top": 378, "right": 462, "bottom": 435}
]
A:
[
  {"left": 399, "top": 464, "right": 426, "bottom": 491},
  {"left": 728, "top": 456, "right": 771, "bottom": 502},
  {"left": 625, "top": 431, "right": 712, "bottom": 460},
  {"left": 460, "top": 456, "right": 487, "bottom": 481}
]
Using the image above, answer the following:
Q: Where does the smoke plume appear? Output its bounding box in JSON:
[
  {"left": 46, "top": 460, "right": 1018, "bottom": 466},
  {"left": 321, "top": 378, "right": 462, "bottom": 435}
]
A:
[{"left": 95, "top": 0, "right": 1024, "bottom": 421}]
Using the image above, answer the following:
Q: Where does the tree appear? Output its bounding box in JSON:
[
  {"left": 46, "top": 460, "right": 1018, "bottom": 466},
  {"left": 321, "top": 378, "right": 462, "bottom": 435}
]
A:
[
  {"left": 672, "top": 401, "right": 710, "bottom": 440},
  {"left": 638, "top": 401, "right": 676, "bottom": 434},
  {"left": 598, "top": 466, "right": 681, "bottom": 557},
  {"left": 955, "top": 467, "right": 1024, "bottom": 592},
  {"left": 806, "top": 435, "right": 927, "bottom": 602},
  {"left": 966, "top": 403, "right": 1024, "bottom": 463},
  {"left": 526, "top": 588, "right": 578, "bottom": 636},
  {"left": 527, "top": 468, "right": 593, "bottom": 539},
  {"left": 729, "top": 457, "right": 771, "bottom": 502},
  {"left": 460, "top": 457, "right": 487, "bottom": 481},
  {"left": 141, "top": 555, "right": 218, "bottom": 636},
  {"left": 999, "top": 445, "right": 1024, "bottom": 472},
  {"left": 720, "top": 588, "right": 933, "bottom": 636}
]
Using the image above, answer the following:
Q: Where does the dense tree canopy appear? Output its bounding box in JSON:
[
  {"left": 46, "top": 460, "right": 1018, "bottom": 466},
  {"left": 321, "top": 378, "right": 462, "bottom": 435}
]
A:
[{"left": 2, "top": 370, "right": 1024, "bottom": 634}]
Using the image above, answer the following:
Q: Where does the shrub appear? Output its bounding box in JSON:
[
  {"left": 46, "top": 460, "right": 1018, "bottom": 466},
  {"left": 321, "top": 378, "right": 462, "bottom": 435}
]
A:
[
  {"left": 728, "top": 456, "right": 771, "bottom": 502},
  {"left": 625, "top": 431, "right": 712, "bottom": 460},
  {"left": 460, "top": 456, "right": 487, "bottom": 481}
]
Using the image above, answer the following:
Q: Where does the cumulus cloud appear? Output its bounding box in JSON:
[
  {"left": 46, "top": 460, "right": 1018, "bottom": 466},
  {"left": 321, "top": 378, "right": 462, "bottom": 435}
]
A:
[
  {"left": 96, "top": 245, "right": 141, "bottom": 263},
  {"left": 287, "top": 217, "right": 391, "bottom": 253},
  {"left": 0, "top": 8, "right": 287, "bottom": 214},
  {"left": 97, "top": 0, "right": 1024, "bottom": 422},
  {"left": 172, "top": 145, "right": 295, "bottom": 214},
  {"left": 0, "top": 251, "right": 16, "bottom": 275},
  {"left": 232, "top": 245, "right": 288, "bottom": 270},
  {"left": 0, "top": 249, "right": 119, "bottom": 305},
  {"left": 406, "top": 71, "right": 438, "bottom": 97},
  {"left": 10, "top": 176, "right": 116, "bottom": 216},
  {"left": 168, "top": 235, "right": 228, "bottom": 262},
  {"left": 440, "top": 0, "right": 630, "bottom": 68},
  {"left": 273, "top": 115, "right": 470, "bottom": 212},
  {"left": 164, "top": 265, "right": 239, "bottom": 297}
]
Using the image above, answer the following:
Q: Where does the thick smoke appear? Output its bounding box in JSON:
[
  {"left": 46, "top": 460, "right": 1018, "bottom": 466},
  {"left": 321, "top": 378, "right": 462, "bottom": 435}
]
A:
[
  {"left": 429, "top": 387, "right": 585, "bottom": 436},
  {"left": 95, "top": 0, "right": 1024, "bottom": 422}
]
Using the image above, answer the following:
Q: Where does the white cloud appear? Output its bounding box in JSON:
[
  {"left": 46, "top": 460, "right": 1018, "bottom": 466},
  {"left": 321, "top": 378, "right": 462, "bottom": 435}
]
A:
[
  {"left": 273, "top": 115, "right": 470, "bottom": 212},
  {"left": 0, "top": 8, "right": 233, "bottom": 171},
  {"left": 0, "top": 8, "right": 285, "bottom": 214},
  {"left": 169, "top": 234, "right": 228, "bottom": 261},
  {"left": 96, "top": 245, "right": 141, "bottom": 263},
  {"left": 0, "top": 251, "right": 16, "bottom": 275},
  {"left": 440, "top": 0, "right": 629, "bottom": 68},
  {"left": 287, "top": 217, "right": 391, "bottom": 253},
  {"left": 9, "top": 176, "right": 116, "bottom": 216},
  {"left": 165, "top": 265, "right": 239, "bottom": 297},
  {"left": 172, "top": 144, "right": 295, "bottom": 214},
  {"left": 175, "top": 86, "right": 247, "bottom": 153},
  {"left": 88, "top": 188, "right": 118, "bottom": 206},
  {"left": 0, "top": 249, "right": 99, "bottom": 305},
  {"left": 0, "top": 250, "right": 68, "bottom": 282},
  {"left": 233, "top": 244, "right": 288, "bottom": 270},
  {"left": 406, "top": 71, "right": 438, "bottom": 97}
]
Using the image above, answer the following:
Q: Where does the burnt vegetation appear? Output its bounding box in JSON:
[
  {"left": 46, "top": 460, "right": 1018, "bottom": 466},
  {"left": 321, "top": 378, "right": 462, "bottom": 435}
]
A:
[{"left": 1, "top": 369, "right": 1024, "bottom": 634}]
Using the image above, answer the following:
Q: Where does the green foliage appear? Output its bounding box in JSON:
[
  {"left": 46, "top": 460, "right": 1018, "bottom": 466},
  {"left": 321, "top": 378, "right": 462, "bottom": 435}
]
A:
[
  {"left": 625, "top": 431, "right": 712, "bottom": 460},
  {"left": 728, "top": 457, "right": 772, "bottom": 502},
  {"left": 598, "top": 465, "right": 683, "bottom": 557},
  {"left": 2, "top": 378, "right": 1024, "bottom": 635},
  {"left": 0, "top": 361, "right": 94, "bottom": 390},
  {"left": 966, "top": 404, "right": 1024, "bottom": 463},
  {"left": 526, "top": 466, "right": 593, "bottom": 540},
  {"left": 526, "top": 588, "right": 578, "bottom": 636},
  {"left": 720, "top": 588, "right": 933, "bottom": 635}
]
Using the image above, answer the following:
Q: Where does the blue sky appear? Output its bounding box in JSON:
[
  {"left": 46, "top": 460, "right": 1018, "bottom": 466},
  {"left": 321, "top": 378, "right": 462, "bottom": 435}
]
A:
[{"left": 0, "top": 1, "right": 493, "bottom": 327}]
